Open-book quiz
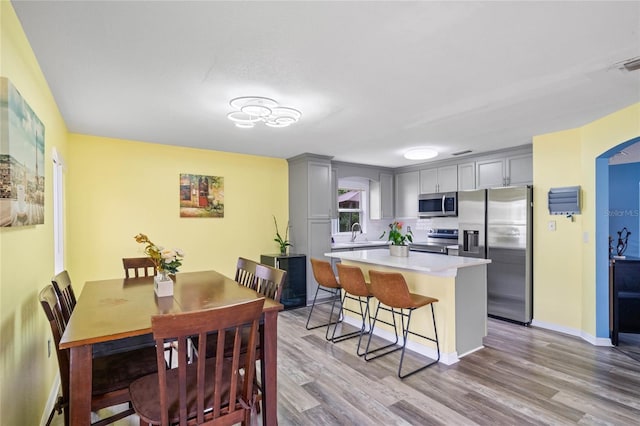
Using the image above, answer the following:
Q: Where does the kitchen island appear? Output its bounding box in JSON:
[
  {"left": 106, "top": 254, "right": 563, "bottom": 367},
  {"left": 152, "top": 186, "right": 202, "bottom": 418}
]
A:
[{"left": 324, "top": 250, "right": 491, "bottom": 364}]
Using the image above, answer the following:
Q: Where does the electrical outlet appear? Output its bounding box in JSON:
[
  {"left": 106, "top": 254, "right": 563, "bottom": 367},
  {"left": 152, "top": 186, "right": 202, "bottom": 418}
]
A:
[{"left": 548, "top": 220, "right": 556, "bottom": 231}]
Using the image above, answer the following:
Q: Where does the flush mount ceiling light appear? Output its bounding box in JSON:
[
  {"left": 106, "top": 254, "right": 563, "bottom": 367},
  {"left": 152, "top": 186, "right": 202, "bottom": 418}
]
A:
[
  {"left": 404, "top": 148, "right": 438, "bottom": 160},
  {"left": 227, "top": 96, "right": 302, "bottom": 128}
]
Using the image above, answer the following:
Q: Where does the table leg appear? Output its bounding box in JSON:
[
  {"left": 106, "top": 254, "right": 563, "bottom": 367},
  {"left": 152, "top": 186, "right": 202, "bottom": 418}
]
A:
[
  {"left": 261, "top": 311, "right": 278, "bottom": 426},
  {"left": 69, "top": 344, "right": 92, "bottom": 425}
]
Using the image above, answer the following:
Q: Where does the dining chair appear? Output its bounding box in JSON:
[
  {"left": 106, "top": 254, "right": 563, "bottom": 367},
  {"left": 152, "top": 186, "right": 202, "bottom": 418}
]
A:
[
  {"left": 234, "top": 257, "right": 260, "bottom": 290},
  {"left": 306, "top": 258, "right": 343, "bottom": 339},
  {"left": 51, "top": 270, "right": 76, "bottom": 325},
  {"left": 40, "top": 285, "right": 159, "bottom": 426},
  {"left": 364, "top": 270, "right": 440, "bottom": 379},
  {"left": 122, "top": 256, "right": 157, "bottom": 278},
  {"left": 128, "top": 298, "right": 265, "bottom": 426}
]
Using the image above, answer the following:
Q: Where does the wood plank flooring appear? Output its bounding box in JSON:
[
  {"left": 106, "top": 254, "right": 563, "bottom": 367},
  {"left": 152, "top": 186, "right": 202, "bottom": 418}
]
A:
[{"left": 50, "top": 304, "right": 640, "bottom": 425}]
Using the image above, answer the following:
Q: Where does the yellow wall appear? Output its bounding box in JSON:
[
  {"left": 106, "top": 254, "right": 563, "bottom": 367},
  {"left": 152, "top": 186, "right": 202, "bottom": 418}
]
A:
[
  {"left": 0, "top": 2, "right": 70, "bottom": 424},
  {"left": 66, "top": 134, "right": 289, "bottom": 292},
  {"left": 533, "top": 103, "right": 640, "bottom": 337}
]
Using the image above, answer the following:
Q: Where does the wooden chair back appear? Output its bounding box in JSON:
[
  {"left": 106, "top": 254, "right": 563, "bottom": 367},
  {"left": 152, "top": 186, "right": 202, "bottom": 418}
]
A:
[
  {"left": 123, "top": 257, "right": 157, "bottom": 278},
  {"left": 255, "top": 263, "right": 287, "bottom": 303},
  {"left": 234, "top": 257, "right": 259, "bottom": 290},
  {"left": 130, "top": 298, "right": 265, "bottom": 425},
  {"left": 39, "top": 285, "right": 71, "bottom": 425},
  {"left": 51, "top": 270, "right": 76, "bottom": 325}
]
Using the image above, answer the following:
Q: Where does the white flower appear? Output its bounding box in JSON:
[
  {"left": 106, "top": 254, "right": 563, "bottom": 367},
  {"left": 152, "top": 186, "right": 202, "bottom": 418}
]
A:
[{"left": 161, "top": 249, "right": 177, "bottom": 261}]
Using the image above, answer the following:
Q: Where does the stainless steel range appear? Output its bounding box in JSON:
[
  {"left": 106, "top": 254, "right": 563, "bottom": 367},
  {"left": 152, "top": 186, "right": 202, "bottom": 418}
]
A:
[{"left": 410, "top": 228, "right": 459, "bottom": 255}]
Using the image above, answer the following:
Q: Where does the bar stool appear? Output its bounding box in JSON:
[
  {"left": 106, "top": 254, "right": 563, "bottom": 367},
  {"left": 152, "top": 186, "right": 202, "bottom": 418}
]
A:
[
  {"left": 364, "top": 270, "right": 440, "bottom": 379},
  {"left": 306, "top": 258, "right": 343, "bottom": 340},
  {"left": 333, "top": 263, "right": 374, "bottom": 355}
]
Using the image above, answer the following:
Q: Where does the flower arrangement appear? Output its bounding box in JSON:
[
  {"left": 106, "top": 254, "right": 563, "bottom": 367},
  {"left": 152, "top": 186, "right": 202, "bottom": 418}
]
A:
[
  {"left": 134, "top": 233, "right": 184, "bottom": 276},
  {"left": 380, "top": 221, "right": 413, "bottom": 246},
  {"left": 273, "top": 215, "right": 291, "bottom": 255}
]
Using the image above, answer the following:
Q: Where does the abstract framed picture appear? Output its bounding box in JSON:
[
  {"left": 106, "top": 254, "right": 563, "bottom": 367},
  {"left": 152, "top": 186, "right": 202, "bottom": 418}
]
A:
[
  {"left": 0, "top": 77, "right": 45, "bottom": 227},
  {"left": 179, "top": 173, "right": 224, "bottom": 218}
]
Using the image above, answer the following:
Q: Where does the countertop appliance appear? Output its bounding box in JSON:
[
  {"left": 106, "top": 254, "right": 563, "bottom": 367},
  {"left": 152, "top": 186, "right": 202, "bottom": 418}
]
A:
[
  {"left": 458, "top": 186, "right": 533, "bottom": 325},
  {"left": 410, "top": 228, "right": 459, "bottom": 255},
  {"left": 418, "top": 192, "right": 457, "bottom": 218}
]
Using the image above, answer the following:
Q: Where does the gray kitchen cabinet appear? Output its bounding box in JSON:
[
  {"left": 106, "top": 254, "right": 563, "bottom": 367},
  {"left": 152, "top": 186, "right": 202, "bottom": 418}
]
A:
[
  {"left": 370, "top": 172, "right": 394, "bottom": 220},
  {"left": 395, "top": 170, "right": 419, "bottom": 219},
  {"left": 288, "top": 154, "right": 333, "bottom": 305},
  {"left": 419, "top": 165, "right": 457, "bottom": 194},
  {"left": 476, "top": 153, "right": 532, "bottom": 188},
  {"left": 458, "top": 162, "right": 476, "bottom": 190}
]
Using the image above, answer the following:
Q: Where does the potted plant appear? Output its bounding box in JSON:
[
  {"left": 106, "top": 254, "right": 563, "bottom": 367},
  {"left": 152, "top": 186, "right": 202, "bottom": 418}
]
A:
[
  {"left": 273, "top": 215, "right": 291, "bottom": 255},
  {"left": 380, "top": 221, "right": 413, "bottom": 257}
]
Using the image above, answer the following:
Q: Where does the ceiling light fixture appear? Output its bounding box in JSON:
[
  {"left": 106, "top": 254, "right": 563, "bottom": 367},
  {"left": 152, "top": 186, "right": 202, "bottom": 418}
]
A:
[
  {"left": 227, "top": 96, "right": 301, "bottom": 128},
  {"left": 404, "top": 148, "right": 438, "bottom": 160}
]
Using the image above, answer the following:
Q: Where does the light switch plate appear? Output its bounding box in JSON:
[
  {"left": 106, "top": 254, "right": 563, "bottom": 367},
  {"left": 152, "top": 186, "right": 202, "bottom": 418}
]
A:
[{"left": 548, "top": 220, "right": 556, "bottom": 231}]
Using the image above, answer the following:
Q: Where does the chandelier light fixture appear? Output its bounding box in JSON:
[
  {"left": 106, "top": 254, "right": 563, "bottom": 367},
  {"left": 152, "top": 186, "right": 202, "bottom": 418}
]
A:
[{"left": 227, "top": 96, "right": 302, "bottom": 128}]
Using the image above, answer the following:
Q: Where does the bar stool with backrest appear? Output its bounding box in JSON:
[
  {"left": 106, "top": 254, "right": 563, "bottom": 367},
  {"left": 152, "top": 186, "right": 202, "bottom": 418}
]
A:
[
  {"left": 365, "top": 270, "right": 440, "bottom": 379},
  {"left": 51, "top": 270, "right": 76, "bottom": 325},
  {"left": 333, "top": 263, "right": 375, "bottom": 354},
  {"left": 306, "top": 258, "right": 343, "bottom": 339}
]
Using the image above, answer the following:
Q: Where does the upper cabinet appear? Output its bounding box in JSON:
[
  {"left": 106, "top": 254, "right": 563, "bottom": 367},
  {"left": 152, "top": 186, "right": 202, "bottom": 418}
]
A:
[
  {"left": 476, "top": 153, "right": 532, "bottom": 189},
  {"left": 370, "top": 173, "right": 394, "bottom": 220},
  {"left": 395, "top": 171, "right": 419, "bottom": 219},
  {"left": 308, "top": 161, "right": 333, "bottom": 218},
  {"left": 457, "top": 162, "right": 476, "bottom": 191},
  {"left": 419, "top": 165, "right": 458, "bottom": 194}
]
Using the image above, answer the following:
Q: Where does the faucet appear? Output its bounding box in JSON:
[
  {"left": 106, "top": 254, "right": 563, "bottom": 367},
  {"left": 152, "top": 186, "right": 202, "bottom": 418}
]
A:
[{"left": 350, "top": 222, "right": 362, "bottom": 242}]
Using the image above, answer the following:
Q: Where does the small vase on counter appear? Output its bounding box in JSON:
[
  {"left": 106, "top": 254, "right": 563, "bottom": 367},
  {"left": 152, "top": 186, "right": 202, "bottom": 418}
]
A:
[{"left": 389, "top": 244, "right": 409, "bottom": 257}]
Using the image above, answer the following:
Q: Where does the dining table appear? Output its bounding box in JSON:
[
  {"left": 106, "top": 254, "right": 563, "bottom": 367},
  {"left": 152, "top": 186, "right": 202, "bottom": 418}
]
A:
[{"left": 59, "top": 269, "right": 283, "bottom": 425}]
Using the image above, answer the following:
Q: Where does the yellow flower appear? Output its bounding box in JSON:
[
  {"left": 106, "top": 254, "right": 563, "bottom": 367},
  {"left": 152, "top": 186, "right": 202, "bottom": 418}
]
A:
[{"left": 134, "top": 234, "right": 184, "bottom": 274}]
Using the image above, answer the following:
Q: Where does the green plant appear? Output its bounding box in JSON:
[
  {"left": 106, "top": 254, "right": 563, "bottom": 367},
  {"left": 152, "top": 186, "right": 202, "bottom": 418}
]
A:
[
  {"left": 380, "top": 221, "right": 413, "bottom": 246},
  {"left": 134, "top": 233, "right": 184, "bottom": 274},
  {"left": 273, "top": 215, "right": 291, "bottom": 254}
]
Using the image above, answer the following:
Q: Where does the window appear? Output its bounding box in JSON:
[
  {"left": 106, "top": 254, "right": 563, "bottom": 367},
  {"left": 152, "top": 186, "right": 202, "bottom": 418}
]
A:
[
  {"left": 338, "top": 188, "right": 364, "bottom": 232},
  {"left": 52, "top": 148, "right": 65, "bottom": 273}
]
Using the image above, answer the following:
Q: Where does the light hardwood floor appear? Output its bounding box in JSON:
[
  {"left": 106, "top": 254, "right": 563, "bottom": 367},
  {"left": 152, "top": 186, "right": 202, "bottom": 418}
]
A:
[{"left": 51, "top": 304, "right": 640, "bottom": 425}]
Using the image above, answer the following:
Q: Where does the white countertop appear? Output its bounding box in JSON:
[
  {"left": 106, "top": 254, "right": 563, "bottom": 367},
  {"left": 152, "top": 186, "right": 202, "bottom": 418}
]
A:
[
  {"left": 325, "top": 249, "right": 490, "bottom": 277},
  {"left": 331, "top": 240, "right": 390, "bottom": 250}
]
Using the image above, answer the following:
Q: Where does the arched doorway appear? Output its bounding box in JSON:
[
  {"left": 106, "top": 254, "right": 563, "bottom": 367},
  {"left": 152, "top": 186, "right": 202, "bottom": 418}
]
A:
[{"left": 595, "top": 136, "right": 640, "bottom": 339}]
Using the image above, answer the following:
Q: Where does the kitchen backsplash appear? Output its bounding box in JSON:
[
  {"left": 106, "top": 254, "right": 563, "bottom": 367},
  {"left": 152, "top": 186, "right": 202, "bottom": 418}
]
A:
[{"left": 331, "top": 216, "right": 459, "bottom": 243}]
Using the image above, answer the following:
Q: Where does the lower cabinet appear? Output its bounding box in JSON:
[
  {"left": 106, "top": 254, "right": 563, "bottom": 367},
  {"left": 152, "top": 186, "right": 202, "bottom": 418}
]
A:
[{"left": 260, "top": 254, "right": 307, "bottom": 310}]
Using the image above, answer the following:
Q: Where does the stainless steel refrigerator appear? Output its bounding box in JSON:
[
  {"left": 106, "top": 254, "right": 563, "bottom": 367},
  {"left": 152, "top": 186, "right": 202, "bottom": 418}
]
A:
[{"left": 458, "top": 186, "right": 533, "bottom": 324}]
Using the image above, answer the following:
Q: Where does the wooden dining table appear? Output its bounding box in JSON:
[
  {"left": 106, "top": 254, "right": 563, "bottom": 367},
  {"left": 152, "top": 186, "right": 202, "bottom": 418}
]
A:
[{"left": 59, "top": 270, "right": 283, "bottom": 425}]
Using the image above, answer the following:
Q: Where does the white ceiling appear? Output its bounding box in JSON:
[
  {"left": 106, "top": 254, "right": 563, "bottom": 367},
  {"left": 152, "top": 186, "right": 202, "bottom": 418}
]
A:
[{"left": 11, "top": 1, "right": 640, "bottom": 168}]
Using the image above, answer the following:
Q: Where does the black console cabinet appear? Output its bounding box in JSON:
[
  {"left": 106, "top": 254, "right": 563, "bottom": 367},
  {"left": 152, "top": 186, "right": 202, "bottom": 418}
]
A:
[
  {"left": 261, "top": 254, "right": 307, "bottom": 310},
  {"left": 611, "top": 259, "right": 640, "bottom": 345}
]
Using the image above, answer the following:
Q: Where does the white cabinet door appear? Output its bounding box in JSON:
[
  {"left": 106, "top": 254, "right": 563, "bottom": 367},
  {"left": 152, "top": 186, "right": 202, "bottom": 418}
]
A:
[
  {"left": 420, "top": 166, "right": 457, "bottom": 193},
  {"left": 506, "top": 154, "right": 533, "bottom": 186},
  {"left": 380, "top": 173, "right": 394, "bottom": 219},
  {"left": 458, "top": 162, "right": 476, "bottom": 190},
  {"left": 419, "top": 168, "right": 438, "bottom": 194},
  {"left": 308, "top": 162, "right": 332, "bottom": 219},
  {"left": 395, "top": 171, "right": 419, "bottom": 219},
  {"left": 369, "top": 173, "right": 394, "bottom": 220},
  {"left": 476, "top": 158, "right": 505, "bottom": 189},
  {"left": 437, "top": 165, "right": 458, "bottom": 192}
]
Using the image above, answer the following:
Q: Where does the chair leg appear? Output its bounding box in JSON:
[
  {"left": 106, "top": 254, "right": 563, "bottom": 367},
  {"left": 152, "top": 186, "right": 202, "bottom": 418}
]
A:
[
  {"left": 364, "top": 304, "right": 401, "bottom": 361},
  {"left": 355, "top": 297, "right": 373, "bottom": 356},
  {"left": 398, "top": 304, "right": 440, "bottom": 379},
  {"left": 305, "top": 285, "right": 342, "bottom": 331},
  {"left": 329, "top": 293, "right": 371, "bottom": 345}
]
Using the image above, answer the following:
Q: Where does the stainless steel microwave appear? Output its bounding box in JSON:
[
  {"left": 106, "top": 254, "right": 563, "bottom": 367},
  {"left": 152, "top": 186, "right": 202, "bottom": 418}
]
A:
[{"left": 418, "top": 192, "right": 458, "bottom": 217}]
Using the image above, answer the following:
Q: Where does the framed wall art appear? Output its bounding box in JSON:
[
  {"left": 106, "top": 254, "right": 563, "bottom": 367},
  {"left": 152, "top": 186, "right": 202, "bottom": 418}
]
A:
[
  {"left": 179, "top": 173, "right": 224, "bottom": 218},
  {"left": 0, "top": 77, "right": 45, "bottom": 227}
]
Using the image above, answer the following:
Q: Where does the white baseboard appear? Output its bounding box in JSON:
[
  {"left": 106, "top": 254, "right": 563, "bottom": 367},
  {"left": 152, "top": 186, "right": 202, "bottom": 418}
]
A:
[
  {"left": 40, "top": 373, "right": 61, "bottom": 426},
  {"left": 530, "top": 319, "right": 613, "bottom": 347}
]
